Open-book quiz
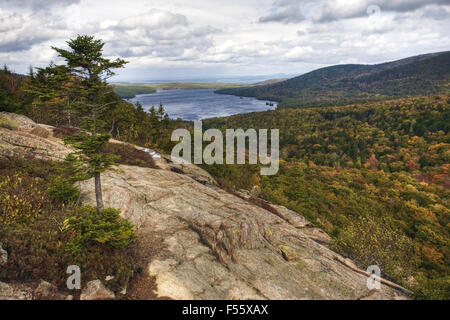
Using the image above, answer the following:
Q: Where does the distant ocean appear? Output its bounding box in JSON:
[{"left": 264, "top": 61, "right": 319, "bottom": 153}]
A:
[
  {"left": 128, "top": 89, "right": 277, "bottom": 121},
  {"left": 113, "top": 74, "right": 297, "bottom": 85},
  {"left": 121, "top": 77, "right": 266, "bottom": 84}
]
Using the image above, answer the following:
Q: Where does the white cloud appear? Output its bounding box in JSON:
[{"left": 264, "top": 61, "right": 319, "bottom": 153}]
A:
[
  {"left": 0, "top": 9, "right": 70, "bottom": 53},
  {"left": 0, "top": 10, "right": 23, "bottom": 32},
  {"left": 0, "top": 0, "right": 448, "bottom": 80},
  {"left": 285, "top": 46, "right": 314, "bottom": 60},
  {"left": 97, "top": 10, "right": 218, "bottom": 64},
  {"left": 116, "top": 9, "right": 187, "bottom": 30}
]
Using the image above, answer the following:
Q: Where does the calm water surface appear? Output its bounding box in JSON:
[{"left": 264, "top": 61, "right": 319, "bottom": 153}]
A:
[{"left": 128, "top": 89, "right": 277, "bottom": 121}]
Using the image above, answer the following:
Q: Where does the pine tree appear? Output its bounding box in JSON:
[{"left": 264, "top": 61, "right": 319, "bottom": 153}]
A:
[
  {"left": 52, "top": 35, "right": 128, "bottom": 213},
  {"left": 52, "top": 35, "right": 128, "bottom": 133},
  {"left": 25, "top": 63, "right": 73, "bottom": 125},
  {"left": 64, "top": 133, "right": 118, "bottom": 212}
]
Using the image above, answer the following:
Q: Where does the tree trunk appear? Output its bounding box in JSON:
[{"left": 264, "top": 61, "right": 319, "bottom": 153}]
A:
[
  {"left": 109, "top": 120, "right": 115, "bottom": 135},
  {"left": 94, "top": 172, "right": 104, "bottom": 213}
]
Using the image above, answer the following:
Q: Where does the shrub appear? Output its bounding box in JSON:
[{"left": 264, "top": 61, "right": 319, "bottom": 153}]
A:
[
  {"left": 0, "top": 174, "right": 47, "bottom": 226},
  {"left": 67, "top": 241, "right": 136, "bottom": 293},
  {"left": 62, "top": 206, "right": 137, "bottom": 291},
  {"left": 0, "top": 158, "right": 136, "bottom": 291},
  {"left": 0, "top": 159, "right": 72, "bottom": 283},
  {"left": 48, "top": 176, "right": 80, "bottom": 204},
  {"left": 102, "top": 142, "right": 156, "bottom": 168},
  {"left": 0, "top": 216, "right": 71, "bottom": 283},
  {"left": 52, "top": 126, "right": 80, "bottom": 138},
  {"left": 0, "top": 156, "right": 56, "bottom": 179},
  {"left": 64, "top": 206, "right": 137, "bottom": 254}
]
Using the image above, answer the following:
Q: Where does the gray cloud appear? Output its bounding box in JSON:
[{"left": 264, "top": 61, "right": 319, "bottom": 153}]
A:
[
  {"left": 382, "top": 0, "right": 450, "bottom": 13},
  {"left": 260, "top": 0, "right": 450, "bottom": 24},
  {"left": 420, "top": 5, "right": 450, "bottom": 20},
  {"left": 259, "top": 0, "right": 309, "bottom": 23},
  {"left": 103, "top": 10, "right": 218, "bottom": 60},
  {"left": 0, "top": 35, "right": 49, "bottom": 52},
  {"left": 0, "top": 10, "right": 58, "bottom": 52},
  {"left": 3, "top": 0, "right": 80, "bottom": 11},
  {"left": 318, "top": 0, "right": 450, "bottom": 22},
  {"left": 0, "top": 11, "right": 23, "bottom": 32},
  {"left": 0, "top": 7, "right": 72, "bottom": 53},
  {"left": 259, "top": 4, "right": 305, "bottom": 23}
]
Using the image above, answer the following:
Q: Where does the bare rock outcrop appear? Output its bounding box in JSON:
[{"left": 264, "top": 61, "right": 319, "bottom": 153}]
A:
[
  {"left": 34, "top": 280, "right": 66, "bottom": 300},
  {"left": 0, "top": 112, "right": 71, "bottom": 161},
  {"left": 0, "top": 112, "right": 36, "bottom": 130},
  {"left": 80, "top": 280, "right": 115, "bottom": 300},
  {"left": 79, "top": 165, "right": 410, "bottom": 300},
  {"left": 0, "top": 281, "right": 33, "bottom": 300}
]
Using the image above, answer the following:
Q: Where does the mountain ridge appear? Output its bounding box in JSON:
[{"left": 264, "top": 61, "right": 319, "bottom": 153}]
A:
[{"left": 216, "top": 51, "right": 450, "bottom": 108}]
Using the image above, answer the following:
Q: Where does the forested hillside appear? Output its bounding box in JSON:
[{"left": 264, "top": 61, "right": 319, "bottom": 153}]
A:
[
  {"left": 0, "top": 66, "right": 185, "bottom": 152},
  {"left": 0, "top": 67, "right": 29, "bottom": 114},
  {"left": 204, "top": 96, "right": 450, "bottom": 299},
  {"left": 216, "top": 52, "right": 450, "bottom": 108}
]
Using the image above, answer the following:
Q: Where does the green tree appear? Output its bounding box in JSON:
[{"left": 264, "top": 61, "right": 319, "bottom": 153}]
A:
[
  {"left": 64, "top": 133, "right": 118, "bottom": 213},
  {"left": 52, "top": 35, "right": 128, "bottom": 212},
  {"left": 25, "top": 63, "right": 75, "bottom": 125},
  {"left": 0, "top": 65, "right": 24, "bottom": 113},
  {"left": 52, "top": 35, "right": 128, "bottom": 133}
]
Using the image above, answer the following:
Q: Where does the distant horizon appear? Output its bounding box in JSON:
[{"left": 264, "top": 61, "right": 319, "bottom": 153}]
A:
[
  {"left": 78, "top": 49, "right": 450, "bottom": 84},
  {"left": 109, "top": 73, "right": 297, "bottom": 84}
]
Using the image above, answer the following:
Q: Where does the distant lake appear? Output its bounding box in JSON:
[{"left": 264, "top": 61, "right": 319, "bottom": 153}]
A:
[{"left": 128, "top": 89, "right": 277, "bottom": 121}]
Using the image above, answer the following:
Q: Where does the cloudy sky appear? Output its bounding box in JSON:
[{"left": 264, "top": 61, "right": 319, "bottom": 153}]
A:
[{"left": 1, "top": 0, "right": 449, "bottom": 81}]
